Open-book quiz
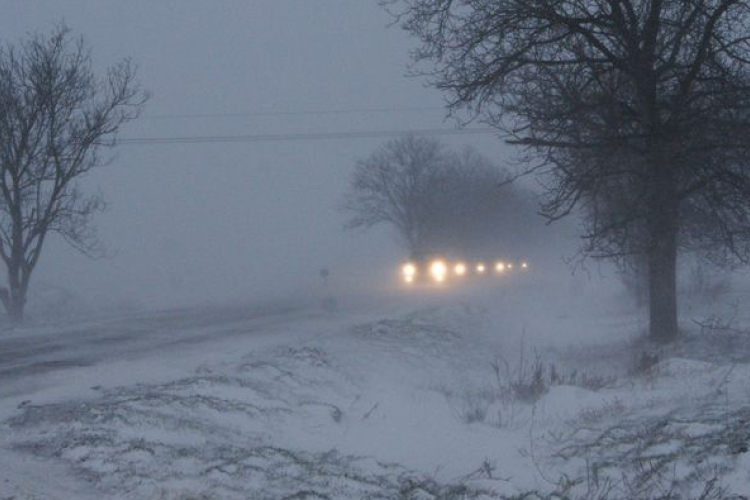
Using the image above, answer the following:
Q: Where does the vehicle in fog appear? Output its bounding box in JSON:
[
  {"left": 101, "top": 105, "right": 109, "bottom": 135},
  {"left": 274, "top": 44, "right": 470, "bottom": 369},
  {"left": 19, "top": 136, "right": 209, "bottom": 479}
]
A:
[{"left": 400, "top": 251, "right": 528, "bottom": 285}]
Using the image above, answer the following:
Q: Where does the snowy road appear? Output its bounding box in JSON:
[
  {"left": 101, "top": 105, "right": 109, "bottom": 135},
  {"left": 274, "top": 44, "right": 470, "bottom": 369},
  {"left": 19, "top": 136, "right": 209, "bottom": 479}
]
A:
[
  {"left": 0, "top": 299, "right": 383, "bottom": 409},
  {"left": 0, "top": 277, "right": 633, "bottom": 404},
  {"left": 0, "top": 303, "right": 301, "bottom": 380}
]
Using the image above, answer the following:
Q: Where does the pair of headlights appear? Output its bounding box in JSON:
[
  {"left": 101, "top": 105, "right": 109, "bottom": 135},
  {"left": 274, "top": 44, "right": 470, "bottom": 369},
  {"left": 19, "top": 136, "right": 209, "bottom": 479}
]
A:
[{"left": 401, "top": 261, "right": 448, "bottom": 282}]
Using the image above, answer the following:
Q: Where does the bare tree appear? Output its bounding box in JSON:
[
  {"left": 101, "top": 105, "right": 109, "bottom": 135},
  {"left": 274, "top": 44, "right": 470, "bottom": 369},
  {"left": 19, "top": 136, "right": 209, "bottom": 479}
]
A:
[
  {"left": 341, "top": 135, "right": 449, "bottom": 255},
  {"left": 0, "top": 26, "right": 147, "bottom": 322},
  {"left": 388, "top": 0, "right": 750, "bottom": 342},
  {"left": 341, "top": 135, "right": 539, "bottom": 258}
]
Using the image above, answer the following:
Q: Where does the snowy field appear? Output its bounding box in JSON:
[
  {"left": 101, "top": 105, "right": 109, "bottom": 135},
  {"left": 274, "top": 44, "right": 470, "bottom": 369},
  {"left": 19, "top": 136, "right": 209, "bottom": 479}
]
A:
[{"left": 2, "top": 274, "right": 750, "bottom": 499}]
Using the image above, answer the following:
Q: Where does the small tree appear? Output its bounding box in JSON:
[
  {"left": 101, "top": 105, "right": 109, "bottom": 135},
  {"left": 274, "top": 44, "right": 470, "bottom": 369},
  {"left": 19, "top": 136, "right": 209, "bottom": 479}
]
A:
[{"left": 0, "top": 26, "right": 146, "bottom": 322}]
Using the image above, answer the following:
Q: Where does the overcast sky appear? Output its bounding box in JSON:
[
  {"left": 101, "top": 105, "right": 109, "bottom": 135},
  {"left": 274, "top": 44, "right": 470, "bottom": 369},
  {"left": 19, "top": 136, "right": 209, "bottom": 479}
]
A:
[{"left": 0, "top": 1, "right": 518, "bottom": 312}]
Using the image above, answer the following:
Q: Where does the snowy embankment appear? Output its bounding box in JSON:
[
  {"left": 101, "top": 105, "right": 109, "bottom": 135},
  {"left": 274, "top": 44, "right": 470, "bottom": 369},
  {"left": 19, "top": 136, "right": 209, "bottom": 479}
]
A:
[{"left": 2, "top": 280, "right": 750, "bottom": 499}]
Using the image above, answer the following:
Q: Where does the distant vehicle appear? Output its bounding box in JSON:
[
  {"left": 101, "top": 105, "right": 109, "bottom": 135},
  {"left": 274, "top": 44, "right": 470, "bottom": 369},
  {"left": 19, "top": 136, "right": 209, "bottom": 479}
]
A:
[
  {"left": 400, "top": 252, "right": 528, "bottom": 285},
  {"left": 400, "top": 252, "right": 449, "bottom": 284}
]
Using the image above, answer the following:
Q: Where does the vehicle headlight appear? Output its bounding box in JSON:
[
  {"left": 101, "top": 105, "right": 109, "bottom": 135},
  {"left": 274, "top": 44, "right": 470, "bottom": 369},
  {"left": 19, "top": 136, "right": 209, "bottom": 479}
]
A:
[
  {"left": 476, "top": 263, "right": 486, "bottom": 274},
  {"left": 454, "top": 263, "right": 467, "bottom": 276},
  {"left": 402, "top": 263, "right": 417, "bottom": 282},
  {"left": 521, "top": 261, "right": 528, "bottom": 269},
  {"left": 430, "top": 260, "right": 448, "bottom": 282},
  {"left": 495, "top": 262, "right": 505, "bottom": 273}
]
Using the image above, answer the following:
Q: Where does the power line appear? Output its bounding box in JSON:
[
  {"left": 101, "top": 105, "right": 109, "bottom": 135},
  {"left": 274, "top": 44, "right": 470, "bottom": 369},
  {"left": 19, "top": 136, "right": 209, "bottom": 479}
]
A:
[
  {"left": 141, "top": 105, "right": 446, "bottom": 121},
  {"left": 119, "top": 127, "right": 497, "bottom": 146}
]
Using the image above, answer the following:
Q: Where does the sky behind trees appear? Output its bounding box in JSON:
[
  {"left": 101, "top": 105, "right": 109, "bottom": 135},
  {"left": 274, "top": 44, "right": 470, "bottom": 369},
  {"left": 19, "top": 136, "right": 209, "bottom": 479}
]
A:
[{"left": 0, "top": 1, "right": 514, "bottom": 310}]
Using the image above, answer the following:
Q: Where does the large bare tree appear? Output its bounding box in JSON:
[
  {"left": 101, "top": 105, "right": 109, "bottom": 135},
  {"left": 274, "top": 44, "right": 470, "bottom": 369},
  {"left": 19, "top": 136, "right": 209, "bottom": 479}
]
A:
[
  {"left": 0, "top": 26, "right": 146, "bottom": 322},
  {"left": 388, "top": 0, "right": 750, "bottom": 342}
]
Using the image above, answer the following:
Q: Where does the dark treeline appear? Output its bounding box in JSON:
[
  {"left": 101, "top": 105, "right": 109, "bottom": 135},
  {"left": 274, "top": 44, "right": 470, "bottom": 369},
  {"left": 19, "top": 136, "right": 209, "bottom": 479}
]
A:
[{"left": 342, "top": 135, "right": 543, "bottom": 261}]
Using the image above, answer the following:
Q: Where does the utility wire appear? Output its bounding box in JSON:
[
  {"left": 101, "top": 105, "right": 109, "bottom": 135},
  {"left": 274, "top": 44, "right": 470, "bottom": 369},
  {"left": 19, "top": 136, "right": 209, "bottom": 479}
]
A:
[
  {"left": 119, "top": 127, "right": 497, "bottom": 146},
  {"left": 141, "top": 105, "right": 446, "bottom": 121}
]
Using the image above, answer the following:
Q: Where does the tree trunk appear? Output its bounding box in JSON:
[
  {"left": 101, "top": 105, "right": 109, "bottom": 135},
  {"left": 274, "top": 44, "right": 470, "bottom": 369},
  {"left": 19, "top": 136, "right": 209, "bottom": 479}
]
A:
[
  {"left": 647, "top": 202, "right": 679, "bottom": 342},
  {"left": 635, "top": 265, "right": 649, "bottom": 310},
  {"left": 6, "top": 293, "right": 24, "bottom": 323},
  {"left": 4, "top": 262, "right": 26, "bottom": 323}
]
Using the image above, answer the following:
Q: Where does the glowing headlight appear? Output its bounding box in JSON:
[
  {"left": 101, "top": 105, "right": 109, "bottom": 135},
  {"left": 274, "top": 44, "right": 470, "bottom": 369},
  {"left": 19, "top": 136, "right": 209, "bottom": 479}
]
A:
[
  {"left": 454, "top": 263, "right": 467, "bottom": 276},
  {"left": 495, "top": 262, "right": 506, "bottom": 273},
  {"left": 430, "top": 260, "right": 448, "bottom": 282},
  {"left": 476, "top": 263, "right": 486, "bottom": 274},
  {"left": 402, "top": 263, "right": 417, "bottom": 283},
  {"left": 521, "top": 262, "right": 528, "bottom": 269},
  {"left": 507, "top": 263, "right": 514, "bottom": 270}
]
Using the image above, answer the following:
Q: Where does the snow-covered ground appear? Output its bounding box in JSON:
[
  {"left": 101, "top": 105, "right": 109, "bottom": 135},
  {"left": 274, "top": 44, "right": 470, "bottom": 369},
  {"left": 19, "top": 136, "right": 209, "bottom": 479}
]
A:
[{"left": 1, "top": 275, "right": 750, "bottom": 499}]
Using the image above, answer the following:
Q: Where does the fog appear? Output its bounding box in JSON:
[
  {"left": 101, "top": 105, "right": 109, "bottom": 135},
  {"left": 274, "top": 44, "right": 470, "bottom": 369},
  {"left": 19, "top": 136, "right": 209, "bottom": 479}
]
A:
[
  {"left": 7, "top": 3, "right": 750, "bottom": 499},
  {"left": 0, "top": 0, "right": 565, "bottom": 315}
]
